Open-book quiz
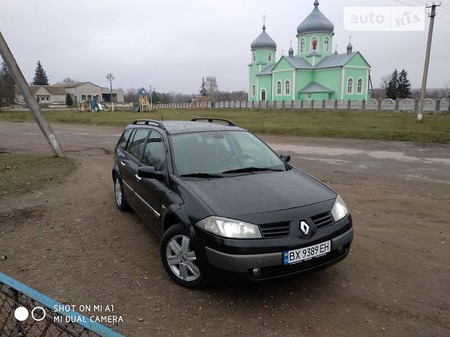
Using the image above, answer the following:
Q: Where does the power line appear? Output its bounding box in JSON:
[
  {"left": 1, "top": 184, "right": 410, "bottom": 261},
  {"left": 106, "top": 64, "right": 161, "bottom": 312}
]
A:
[
  {"left": 375, "top": 53, "right": 450, "bottom": 70},
  {"left": 405, "top": 0, "right": 450, "bottom": 16},
  {"left": 394, "top": 0, "right": 450, "bottom": 23},
  {"left": 395, "top": 0, "right": 416, "bottom": 5},
  {"left": 436, "top": 5, "right": 450, "bottom": 16},
  {"left": 436, "top": 16, "right": 450, "bottom": 24},
  {"left": 437, "top": 8, "right": 450, "bottom": 16}
]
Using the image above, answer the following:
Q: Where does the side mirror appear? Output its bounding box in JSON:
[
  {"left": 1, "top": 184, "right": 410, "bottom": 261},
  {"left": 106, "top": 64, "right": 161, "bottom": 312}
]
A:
[
  {"left": 138, "top": 166, "right": 163, "bottom": 179},
  {"left": 279, "top": 153, "right": 291, "bottom": 163}
]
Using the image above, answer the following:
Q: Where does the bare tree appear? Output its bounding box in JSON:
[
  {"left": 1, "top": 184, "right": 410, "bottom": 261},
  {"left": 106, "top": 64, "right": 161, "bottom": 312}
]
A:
[
  {"left": 124, "top": 88, "right": 139, "bottom": 103},
  {"left": 205, "top": 76, "right": 219, "bottom": 102},
  {"left": 61, "top": 77, "right": 76, "bottom": 84},
  {"left": 380, "top": 74, "right": 390, "bottom": 91},
  {"left": 444, "top": 80, "right": 450, "bottom": 98}
]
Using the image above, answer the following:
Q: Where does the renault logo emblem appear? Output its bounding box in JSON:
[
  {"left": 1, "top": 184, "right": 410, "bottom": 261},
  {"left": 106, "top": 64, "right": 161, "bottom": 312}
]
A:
[{"left": 300, "top": 221, "right": 310, "bottom": 236}]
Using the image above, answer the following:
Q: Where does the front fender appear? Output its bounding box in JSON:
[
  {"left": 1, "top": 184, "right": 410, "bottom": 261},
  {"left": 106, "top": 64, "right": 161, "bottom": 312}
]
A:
[{"left": 161, "top": 204, "right": 191, "bottom": 229}]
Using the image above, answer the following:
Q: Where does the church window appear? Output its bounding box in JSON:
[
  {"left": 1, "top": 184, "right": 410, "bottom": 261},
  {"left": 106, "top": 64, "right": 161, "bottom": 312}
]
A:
[
  {"left": 276, "top": 81, "right": 282, "bottom": 95},
  {"left": 311, "top": 37, "right": 318, "bottom": 52},
  {"left": 347, "top": 78, "right": 354, "bottom": 94},
  {"left": 252, "top": 52, "right": 256, "bottom": 62},
  {"left": 357, "top": 78, "right": 363, "bottom": 93},
  {"left": 252, "top": 85, "right": 256, "bottom": 96},
  {"left": 285, "top": 80, "right": 290, "bottom": 96},
  {"left": 300, "top": 38, "right": 305, "bottom": 53},
  {"left": 324, "top": 37, "right": 330, "bottom": 52},
  {"left": 268, "top": 52, "right": 272, "bottom": 62}
]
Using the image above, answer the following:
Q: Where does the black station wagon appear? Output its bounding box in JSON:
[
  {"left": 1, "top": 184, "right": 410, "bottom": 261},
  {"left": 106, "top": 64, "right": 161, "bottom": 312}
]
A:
[{"left": 112, "top": 118, "right": 353, "bottom": 288}]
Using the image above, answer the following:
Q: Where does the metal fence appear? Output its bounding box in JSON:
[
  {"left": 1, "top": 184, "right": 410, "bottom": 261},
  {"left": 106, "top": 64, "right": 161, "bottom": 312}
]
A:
[{"left": 0, "top": 272, "right": 123, "bottom": 337}]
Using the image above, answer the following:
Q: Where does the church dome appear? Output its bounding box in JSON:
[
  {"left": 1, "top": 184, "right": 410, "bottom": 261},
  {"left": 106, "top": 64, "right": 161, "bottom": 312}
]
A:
[
  {"left": 251, "top": 25, "right": 277, "bottom": 50},
  {"left": 297, "top": 0, "right": 334, "bottom": 35}
]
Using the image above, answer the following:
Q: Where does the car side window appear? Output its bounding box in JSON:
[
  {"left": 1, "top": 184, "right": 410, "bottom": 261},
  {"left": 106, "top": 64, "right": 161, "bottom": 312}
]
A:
[
  {"left": 118, "top": 129, "right": 132, "bottom": 150},
  {"left": 128, "top": 129, "right": 149, "bottom": 160},
  {"left": 142, "top": 131, "right": 166, "bottom": 171}
]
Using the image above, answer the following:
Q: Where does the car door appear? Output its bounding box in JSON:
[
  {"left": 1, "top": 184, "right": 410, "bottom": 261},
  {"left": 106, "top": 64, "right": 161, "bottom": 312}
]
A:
[
  {"left": 115, "top": 128, "right": 135, "bottom": 204},
  {"left": 120, "top": 128, "right": 150, "bottom": 213},
  {"left": 134, "top": 131, "right": 168, "bottom": 235}
]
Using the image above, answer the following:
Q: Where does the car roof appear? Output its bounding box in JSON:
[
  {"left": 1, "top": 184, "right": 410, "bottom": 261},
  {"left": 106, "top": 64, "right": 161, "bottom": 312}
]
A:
[{"left": 126, "top": 119, "right": 245, "bottom": 135}]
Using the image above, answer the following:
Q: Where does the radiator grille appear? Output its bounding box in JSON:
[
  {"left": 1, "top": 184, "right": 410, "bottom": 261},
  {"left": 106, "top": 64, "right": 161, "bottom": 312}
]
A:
[
  {"left": 311, "top": 212, "right": 335, "bottom": 228},
  {"left": 259, "top": 222, "right": 290, "bottom": 238}
]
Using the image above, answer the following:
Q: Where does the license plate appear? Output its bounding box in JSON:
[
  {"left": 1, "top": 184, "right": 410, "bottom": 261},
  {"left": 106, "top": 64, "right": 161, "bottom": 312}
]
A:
[{"left": 283, "top": 240, "right": 331, "bottom": 265}]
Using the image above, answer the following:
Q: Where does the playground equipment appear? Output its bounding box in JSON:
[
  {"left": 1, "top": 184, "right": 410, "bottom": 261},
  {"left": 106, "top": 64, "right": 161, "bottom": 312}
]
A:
[
  {"left": 78, "top": 94, "right": 103, "bottom": 112},
  {"left": 90, "top": 94, "right": 102, "bottom": 111},
  {"left": 135, "top": 88, "right": 152, "bottom": 112}
]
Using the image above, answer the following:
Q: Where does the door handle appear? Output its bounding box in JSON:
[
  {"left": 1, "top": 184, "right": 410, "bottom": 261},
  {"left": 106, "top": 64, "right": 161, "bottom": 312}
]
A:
[
  {"left": 120, "top": 161, "right": 126, "bottom": 167},
  {"left": 135, "top": 174, "right": 142, "bottom": 182}
]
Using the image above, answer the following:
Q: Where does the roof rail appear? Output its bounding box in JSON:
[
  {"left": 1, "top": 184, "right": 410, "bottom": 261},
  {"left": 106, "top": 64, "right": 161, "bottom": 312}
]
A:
[
  {"left": 191, "top": 118, "right": 236, "bottom": 127},
  {"left": 132, "top": 119, "right": 166, "bottom": 130}
]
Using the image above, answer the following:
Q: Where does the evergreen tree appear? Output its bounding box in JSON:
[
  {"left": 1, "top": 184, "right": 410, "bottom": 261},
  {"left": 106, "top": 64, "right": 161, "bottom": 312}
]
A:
[
  {"left": 384, "top": 68, "right": 411, "bottom": 99},
  {"left": 151, "top": 90, "right": 160, "bottom": 104},
  {"left": 0, "top": 61, "right": 15, "bottom": 106},
  {"left": 385, "top": 68, "right": 399, "bottom": 100},
  {"left": 65, "top": 93, "right": 73, "bottom": 107},
  {"left": 32, "top": 60, "right": 49, "bottom": 85},
  {"left": 397, "top": 69, "right": 412, "bottom": 98},
  {"left": 199, "top": 77, "right": 207, "bottom": 97}
]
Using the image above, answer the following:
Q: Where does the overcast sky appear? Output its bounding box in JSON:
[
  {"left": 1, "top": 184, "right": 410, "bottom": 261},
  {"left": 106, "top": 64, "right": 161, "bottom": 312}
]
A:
[{"left": 1, "top": 0, "right": 449, "bottom": 94}]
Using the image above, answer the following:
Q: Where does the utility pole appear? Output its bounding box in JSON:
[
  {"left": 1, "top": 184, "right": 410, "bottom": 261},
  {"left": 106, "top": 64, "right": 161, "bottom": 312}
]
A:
[
  {"left": 106, "top": 73, "right": 115, "bottom": 112},
  {"left": 417, "top": 2, "right": 440, "bottom": 122},
  {"left": 149, "top": 85, "right": 152, "bottom": 110},
  {"left": 0, "top": 31, "right": 65, "bottom": 157}
]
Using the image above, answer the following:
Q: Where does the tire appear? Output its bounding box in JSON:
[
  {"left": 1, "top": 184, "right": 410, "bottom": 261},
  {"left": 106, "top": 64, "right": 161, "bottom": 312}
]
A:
[
  {"left": 160, "top": 224, "right": 208, "bottom": 289},
  {"left": 114, "top": 175, "right": 129, "bottom": 211}
]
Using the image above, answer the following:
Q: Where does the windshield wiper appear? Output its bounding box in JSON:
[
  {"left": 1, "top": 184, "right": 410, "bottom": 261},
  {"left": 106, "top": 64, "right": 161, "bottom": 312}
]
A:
[
  {"left": 221, "top": 167, "right": 283, "bottom": 174},
  {"left": 180, "top": 172, "right": 224, "bottom": 178}
]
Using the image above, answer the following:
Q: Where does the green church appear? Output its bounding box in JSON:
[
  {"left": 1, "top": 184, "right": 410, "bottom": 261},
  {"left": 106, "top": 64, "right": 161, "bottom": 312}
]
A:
[{"left": 249, "top": 0, "right": 371, "bottom": 102}]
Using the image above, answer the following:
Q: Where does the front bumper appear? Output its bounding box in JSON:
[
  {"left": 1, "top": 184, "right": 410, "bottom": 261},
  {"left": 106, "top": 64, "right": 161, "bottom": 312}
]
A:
[
  {"left": 205, "top": 226, "right": 353, "bottom": 273},
  {"left": 197, "top": 219, "right": 353, "bottom": 282}
]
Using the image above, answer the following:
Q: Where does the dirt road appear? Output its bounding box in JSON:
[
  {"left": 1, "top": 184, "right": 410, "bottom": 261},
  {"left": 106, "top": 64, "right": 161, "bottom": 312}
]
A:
[{"left": 1, "top": 121, "right": 449, "bottom": 337}]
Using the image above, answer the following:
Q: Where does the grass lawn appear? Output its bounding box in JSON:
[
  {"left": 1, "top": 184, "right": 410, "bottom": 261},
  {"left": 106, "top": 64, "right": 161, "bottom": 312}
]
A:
[{"left": 0, "top": 108, "right": 449, "bottom": 144}]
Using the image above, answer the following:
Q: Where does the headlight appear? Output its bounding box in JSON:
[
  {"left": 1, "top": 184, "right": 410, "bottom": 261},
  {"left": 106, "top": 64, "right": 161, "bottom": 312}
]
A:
[
  {"left": 331, "top": 195, "right": 349, "bottom": 222},
  {"left": 196, "top": 216, "right": 262, "bottom": 239}
]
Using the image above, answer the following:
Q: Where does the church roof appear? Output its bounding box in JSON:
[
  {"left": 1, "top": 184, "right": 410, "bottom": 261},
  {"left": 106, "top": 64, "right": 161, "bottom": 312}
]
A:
[
  {"left": 315, "top": 51, "right": 359, "bottom": 68},
  {"left": 284, "top": 56, "right": 313, "bottom": 69},
  {"left": 251, "top": 25, "right": 277, "bottom": 50},
  {"left": 299, "top": 82, "right": 334, "bottom": 93},
  {"left": 297, "top": 1, "right": 334, "bottom": 35},
  {"left": 256, "top": 64, "right": 276, "bottom": 76},
  {"left": 265, "top": 51, "right": 369, "bottom": 74}
]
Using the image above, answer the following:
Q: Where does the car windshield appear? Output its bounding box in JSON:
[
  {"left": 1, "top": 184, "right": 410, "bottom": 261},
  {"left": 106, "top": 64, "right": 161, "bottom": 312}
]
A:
[{"left": 170, "top": 131, "right": 286, "bottom": 176}]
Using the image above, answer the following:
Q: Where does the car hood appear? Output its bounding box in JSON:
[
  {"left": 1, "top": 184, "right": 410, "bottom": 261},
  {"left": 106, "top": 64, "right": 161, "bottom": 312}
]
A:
[{"left": 183, "top": 170, "right": 336, "bottom": 218}]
